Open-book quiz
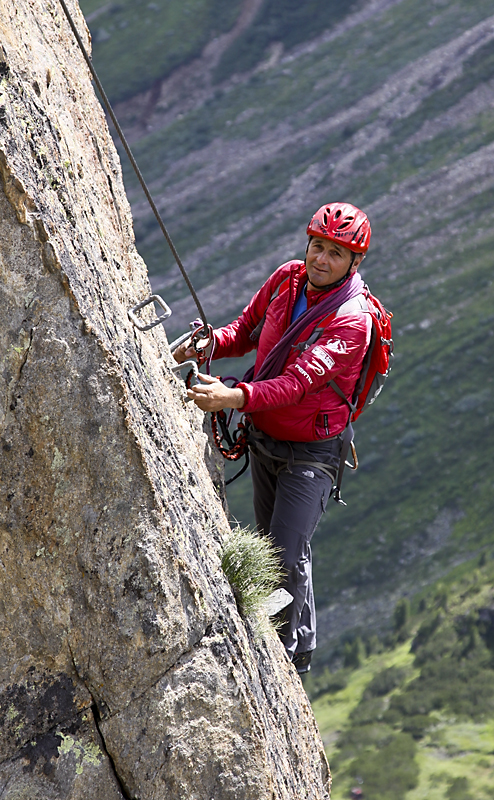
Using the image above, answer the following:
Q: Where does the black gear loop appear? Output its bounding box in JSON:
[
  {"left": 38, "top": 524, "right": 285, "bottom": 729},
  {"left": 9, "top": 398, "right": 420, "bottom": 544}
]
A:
[{"left": 211, "top": 411, "right": 248, "bottom": 461}]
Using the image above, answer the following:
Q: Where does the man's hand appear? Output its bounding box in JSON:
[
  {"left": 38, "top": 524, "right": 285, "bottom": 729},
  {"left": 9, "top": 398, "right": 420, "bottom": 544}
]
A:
[
  {"left": 172, "top": 336, "right": 212, "bottom": 364},
  {"left": 187, "top": 374, "right": 245, "bottom": 412},
  {"left": 172, "top": 338, "right": 196, "bottom": 364}
]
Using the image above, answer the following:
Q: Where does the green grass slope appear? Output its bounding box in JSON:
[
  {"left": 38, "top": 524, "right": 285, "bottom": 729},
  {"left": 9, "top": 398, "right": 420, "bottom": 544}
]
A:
[
  {"left": 309, "top": 557, "right": 494, "bottom": 799},
  {"left": 81, "top": 0, "right": 243, "bottom": 102},
  {"left": 79, "top": 0, "right": 494, "bottom": 650}
]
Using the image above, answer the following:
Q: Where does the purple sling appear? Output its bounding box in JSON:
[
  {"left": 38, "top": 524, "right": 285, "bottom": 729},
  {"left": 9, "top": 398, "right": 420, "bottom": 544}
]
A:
[{"left": 242, "top": 272, "right": 365, "bottom": 384}]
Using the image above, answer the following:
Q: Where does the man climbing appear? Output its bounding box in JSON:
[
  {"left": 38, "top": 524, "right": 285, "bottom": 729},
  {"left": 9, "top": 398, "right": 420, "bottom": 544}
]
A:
[{"left": 173, "top": 202, "right": 372, "bottom": 674}]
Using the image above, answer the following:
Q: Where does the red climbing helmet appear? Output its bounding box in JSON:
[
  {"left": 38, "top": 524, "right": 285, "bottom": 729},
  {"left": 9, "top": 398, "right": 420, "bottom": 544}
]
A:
[{"left": 307, "top": 202, "right": 371, "bottom": 253}]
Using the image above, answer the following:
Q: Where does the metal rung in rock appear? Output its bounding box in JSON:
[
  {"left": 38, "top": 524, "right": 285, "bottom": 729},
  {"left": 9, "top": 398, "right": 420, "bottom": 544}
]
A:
[
  {"left": 171, "top": 360, "right": 199, "bottom": 401},
  {"left": 264, "top": 588, "right": 293, "bottom": 616},
  {"left": 128, "top": 294, "right": 172, "bottom": 331}
]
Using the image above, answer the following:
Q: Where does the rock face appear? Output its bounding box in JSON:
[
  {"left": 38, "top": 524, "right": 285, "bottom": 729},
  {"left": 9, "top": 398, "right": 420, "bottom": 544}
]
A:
[{"left": 0, "top": 2, "right": 330, "bottom": 798}]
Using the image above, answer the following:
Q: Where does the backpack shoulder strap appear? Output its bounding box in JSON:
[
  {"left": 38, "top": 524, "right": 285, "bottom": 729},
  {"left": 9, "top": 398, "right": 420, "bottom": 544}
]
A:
[
  {"left": 328, "top": 380, "right": 357, "bottom": 414},
  {"left": 249, "top": 275, "right": 290, "bottom": 342},
  {"left": 291, "top": 310, "right": 338, "bottom": 352}
]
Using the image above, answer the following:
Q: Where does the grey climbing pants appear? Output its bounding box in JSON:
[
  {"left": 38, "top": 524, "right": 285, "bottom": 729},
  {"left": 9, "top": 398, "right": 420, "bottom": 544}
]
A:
[{"left": 249, "top": 431, "right": 341, "bottom": 658}]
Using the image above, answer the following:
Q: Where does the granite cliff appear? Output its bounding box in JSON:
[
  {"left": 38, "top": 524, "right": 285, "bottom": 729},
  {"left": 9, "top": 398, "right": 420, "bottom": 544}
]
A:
[{"left": 0, "top": 1, "right": 329, "bottom": 797}]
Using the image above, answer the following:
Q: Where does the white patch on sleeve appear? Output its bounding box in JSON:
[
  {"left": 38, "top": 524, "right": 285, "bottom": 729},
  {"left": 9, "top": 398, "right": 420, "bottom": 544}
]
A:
[
  {"left": 323, "top": 338, "right": 347, "bottom": 354},
  {"left": 312, "top": 346, "right": 336, "bottom": 370},
  {"left": 294, "top": 363, "right": 313, "bottom": 384},
  {"left": 307, "top": 360, "right": 326, "bottom": 376}
]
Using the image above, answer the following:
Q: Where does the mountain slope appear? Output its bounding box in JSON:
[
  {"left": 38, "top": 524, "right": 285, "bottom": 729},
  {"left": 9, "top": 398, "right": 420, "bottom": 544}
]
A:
[
  {"left": 80, "top": 0, "right": 494, "bottom": 657},
  {"left": 309, "top": 556, "right": 494, "bottom": 799}
]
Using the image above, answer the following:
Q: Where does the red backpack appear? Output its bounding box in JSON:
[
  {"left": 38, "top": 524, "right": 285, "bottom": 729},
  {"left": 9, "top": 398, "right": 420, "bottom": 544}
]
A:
[
  {"left": 330, "top": 289, "right": 393, "bottom": 420},
  {"left": 301, "top": 287, "right": 393, "bottom": 502},
  {"left": 328, "top": 288, "right": 393, "bottom": 502}
]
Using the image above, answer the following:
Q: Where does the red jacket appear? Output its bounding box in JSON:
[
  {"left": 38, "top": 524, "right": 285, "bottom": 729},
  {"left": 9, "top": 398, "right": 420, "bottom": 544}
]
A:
[{"left": 213, "top": 260, "right": 371, "bottom": 442}]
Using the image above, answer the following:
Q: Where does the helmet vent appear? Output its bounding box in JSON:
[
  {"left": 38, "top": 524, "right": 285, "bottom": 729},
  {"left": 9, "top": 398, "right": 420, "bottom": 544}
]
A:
[
  {"left": 334, "top": 209, "right": 341, "bottom": 219},
  {"left": 337, "top": 215, "right": 354, "bottom": 231},
  {"left": 352, "top": 222, "right": 365, "bottom": 244},
  {"left": 323, "top": 212, "right": 328, "bottom": 226}
]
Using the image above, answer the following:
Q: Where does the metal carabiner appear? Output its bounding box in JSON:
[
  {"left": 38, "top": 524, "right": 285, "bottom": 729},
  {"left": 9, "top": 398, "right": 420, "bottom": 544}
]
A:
[{"left": 345, "top": 441, "right": 359, "bottom": 471}]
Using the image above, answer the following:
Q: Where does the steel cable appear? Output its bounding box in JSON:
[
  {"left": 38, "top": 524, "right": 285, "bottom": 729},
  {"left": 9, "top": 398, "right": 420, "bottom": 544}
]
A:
[{"left": 57, "top": 0, "right": 208, "bottom": 330}]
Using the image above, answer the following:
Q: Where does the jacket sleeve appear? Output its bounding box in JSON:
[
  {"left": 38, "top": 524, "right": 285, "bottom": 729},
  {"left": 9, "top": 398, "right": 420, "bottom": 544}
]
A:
[
  {"left": 212, "top": 262, "right": 295, "bottom": 360},
  {"left": 237, "top": 312, "right": 370, "bottom": 412}
]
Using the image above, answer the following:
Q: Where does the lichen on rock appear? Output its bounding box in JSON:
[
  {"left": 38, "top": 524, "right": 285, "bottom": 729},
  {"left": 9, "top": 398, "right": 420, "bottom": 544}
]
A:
[{"left": 0, "top": 1, "right": 330, "bottom": 797}]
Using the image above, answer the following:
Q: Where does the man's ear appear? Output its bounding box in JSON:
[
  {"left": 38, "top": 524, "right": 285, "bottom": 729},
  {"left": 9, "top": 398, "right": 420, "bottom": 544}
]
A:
[{"left": 351, "top": 253, "right": 365, "bottom": 273}]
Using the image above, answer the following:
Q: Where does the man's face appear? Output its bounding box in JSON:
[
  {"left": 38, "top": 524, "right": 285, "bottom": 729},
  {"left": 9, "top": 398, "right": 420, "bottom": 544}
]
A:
[{"left": 305, "top": 237, "right": 362, "bottom": 291}]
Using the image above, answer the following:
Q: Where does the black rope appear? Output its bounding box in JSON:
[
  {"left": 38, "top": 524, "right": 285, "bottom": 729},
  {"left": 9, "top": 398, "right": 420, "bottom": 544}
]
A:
[
  {"left": 57, "top": 0, "right": 208, "bottom": 330},
  {"left": 225, "top": 450, "right": 250, "bottom": 486}
]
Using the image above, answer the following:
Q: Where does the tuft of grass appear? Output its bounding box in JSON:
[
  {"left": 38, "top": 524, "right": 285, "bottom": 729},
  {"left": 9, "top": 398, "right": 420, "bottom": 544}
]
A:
[{"left": 221, "top": 526, "right": 283, "bottom": 632}]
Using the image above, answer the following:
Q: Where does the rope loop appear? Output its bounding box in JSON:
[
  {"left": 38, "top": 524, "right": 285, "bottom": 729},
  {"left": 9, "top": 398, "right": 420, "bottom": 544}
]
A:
[{"left": 211, "top": 410, "right": 248, "bottom": 461}]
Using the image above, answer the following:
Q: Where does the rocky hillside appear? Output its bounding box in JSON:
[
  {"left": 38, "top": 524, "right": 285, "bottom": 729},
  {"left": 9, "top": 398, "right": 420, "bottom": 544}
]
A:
[
  {"left": 81, "top": 0, "right": 494, "bottom": 662},
  {"left": 0, "top": 1, "right": 330, "bottom": 797}
]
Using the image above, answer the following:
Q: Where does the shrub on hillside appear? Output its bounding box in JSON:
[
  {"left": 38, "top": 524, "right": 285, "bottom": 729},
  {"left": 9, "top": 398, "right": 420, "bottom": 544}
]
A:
[
  {"left": 304, "top": 667, "right": 348, "bottom": 700},
  {"left": 413, "top": 623, "right": 457, "bottom": 665},
  {"left": 393, "top": 598, "right": 410, "bottom": 631},
  {"left": 434, "top": 583, "right": 449, "bottom": 610},
  {"left": 446, "top": 776, "right": 474, "bottom": 800},
  {"left": 337, "top": 723, "right": 394, "bottom": 763},
  {"left": 401, "top": 713, "right": 432, "bottom": 740},
  {"left": 350, "top": 697, "right": 386, "bottom": 725},
  {"left": 391, "top": 656, "right": 494, "bottom": 721},
  {"left": 347, "top": 733, "right": 419, "bottom": 800},
  {"left": 344, "top": 637, "right": 365, "bottom": 669},
  {"left": 364, "top": 666, "right": 407, "bottom": 698},
  {"left": 411, "top": 612, "right": 442, "bottom": 653}
]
